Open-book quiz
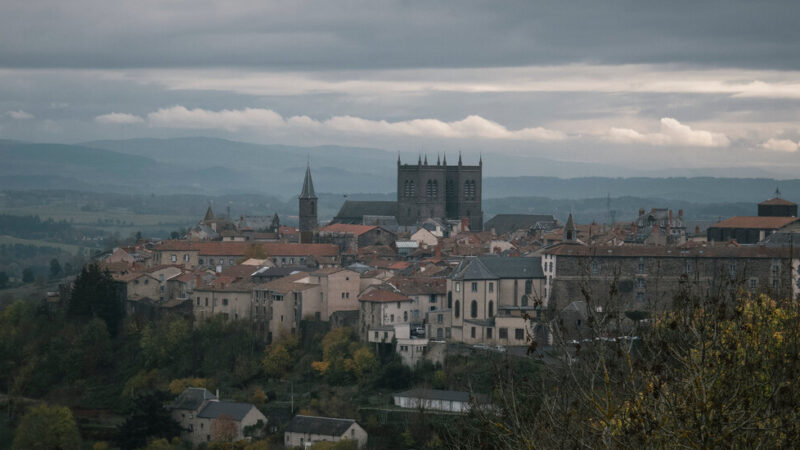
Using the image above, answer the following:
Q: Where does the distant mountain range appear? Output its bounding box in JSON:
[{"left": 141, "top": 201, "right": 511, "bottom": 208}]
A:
[{"left": 2, "top": 137, "right": 798, "bottom": 206}]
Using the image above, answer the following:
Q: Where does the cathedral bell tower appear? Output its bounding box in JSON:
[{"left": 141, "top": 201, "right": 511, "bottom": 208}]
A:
[{"left": 299, "top": 163, "right": 317, "bottom": 243}]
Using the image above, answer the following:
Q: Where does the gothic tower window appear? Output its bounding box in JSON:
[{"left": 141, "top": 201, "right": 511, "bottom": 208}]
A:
[
  {"left": 426, "top": 179, "right": 438, "bottom": 199},
  {"left": 404, "top": 180, "right": 416, "bottom": 198},
  {"left": 464, "top": 180, "right": 476, "bottom": 200}
]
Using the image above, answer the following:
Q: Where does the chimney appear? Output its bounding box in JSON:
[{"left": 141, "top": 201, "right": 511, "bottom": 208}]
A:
[
  {"left": 216, "top": 389, "right": 220, "bottom": 399},
  {"left": 461, "top": 217, "right": 469, "bottom": 231},
  {"left": 669, "top": 209, "right": 673, "bottom": 225},
  {"left": 633, "top": 222, "right": 638, "bottom": 238},
  {"left": 678, "top": 209, "right": 684, "bottom": 218},
  {"left": 695, "top": 225, "right": 700, "bottom": 235},
  {"left": 435, "top": 244, "right": 442, "bottom": 258}
]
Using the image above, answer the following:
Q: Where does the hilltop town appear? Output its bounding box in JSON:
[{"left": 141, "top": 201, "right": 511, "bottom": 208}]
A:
[{"left": 11, "top": 155, "right": 798, "bottom": 447}]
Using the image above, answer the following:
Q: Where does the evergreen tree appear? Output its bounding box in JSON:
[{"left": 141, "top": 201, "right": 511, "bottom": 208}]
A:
[
  {"left": 49, "top": 258, "right": 62, "bottom": 279},
  {"left": 69, "top": 263, "right": 123, "bottom": 335},
  {"left": 21, "top": 267, "right": 34, "bottom": 283},
  {"left": 115, "top": 391, "right": 183, "bottom": 450}
]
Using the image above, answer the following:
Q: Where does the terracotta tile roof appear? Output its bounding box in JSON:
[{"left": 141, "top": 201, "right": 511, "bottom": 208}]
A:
[
  {"left": 543, "top": 242, "right": 793, "bottom": 258},
  {"left": 388, "top": 276, "right": 446, "bottom": 295},
  {"left": 388, "top": 261, "right": 412, "bottom": 270},
  {"left": 258, "top": 272, "right": 318, "bottom": 293},
  {"left": 153, "top": 240, "right": 338, "bottom": 257},
  {"left": 710, "top": 216, "right": 798, "bottom": 229},
  {"left": 319, "top": 224, "right": 377, "bottom": 236},
  {"left": 759, "top": 197, "right": 796, "bottom": 206},
  {"left": 113, "top": 272, "right": 157, "bottom": 283},
  {"left": 359, "top": 288, "right": 412, "bottom": 303}
]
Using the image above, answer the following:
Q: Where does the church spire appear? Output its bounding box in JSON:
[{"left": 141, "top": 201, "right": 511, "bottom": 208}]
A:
[
  {"left": 458, "top": 151, "right": 462, "bottom": 166},
  {"left": 203, "top": 205, "right": 215, "bottom": 222},
  {"left": 437, "top": 153, "right": 441, "bottom": 166},
  {"left": 300, "top": 163, "right": 317, "bottom": 199},
  {"left": 564, "top": 213, "right": 576, "bottom": 242},
  {"left": 424, "top": 154, "right": 428, "bottom": 165},
  {"left": 442, "top": 153, "right": 447, "bottom": 165}
]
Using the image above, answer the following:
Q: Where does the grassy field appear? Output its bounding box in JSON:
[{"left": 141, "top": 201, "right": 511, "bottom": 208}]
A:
[
  {"left": 0, "top": 205, "right": 195, "bottom": 237},
  {"left": 0, "top": 235, "right": 87, "bottom": 255}
]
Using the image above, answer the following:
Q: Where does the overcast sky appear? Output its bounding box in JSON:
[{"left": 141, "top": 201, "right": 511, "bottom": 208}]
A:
[{"left": 2, "top": 0, "right": 800, "bottom": 176}]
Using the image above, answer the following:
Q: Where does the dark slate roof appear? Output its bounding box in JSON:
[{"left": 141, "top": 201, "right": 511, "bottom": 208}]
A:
[
  {"left": 197, "top": 401, "right": 256, "bottom": 421},
  {"left": 170, "top": 387, "right": 217, "bottom": 411},
  {"left": 394, "top": 388, "right": 470, "bottom": 402},
  {"left": 484, "top": 214, "right": 556, "bottom": 235},
  {"left": 451, "top": 256, "right": 544, "bottom": 280},
  {"left": 333, "top": 201, "right": 397, "bottom": 224},
  {"left": 300, "top": 165, "right": 317, "bottom": 199},
  {"left": 286, "top": 415, "right": 355, "bottom": 436}
]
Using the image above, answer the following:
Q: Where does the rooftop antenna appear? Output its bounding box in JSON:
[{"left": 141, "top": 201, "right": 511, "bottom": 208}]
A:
[{"left": 607, "top": 193, "right": 616, "bottom": 225}]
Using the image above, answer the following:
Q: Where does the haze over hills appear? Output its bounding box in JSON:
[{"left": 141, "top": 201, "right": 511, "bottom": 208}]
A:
[{"left": 2, "top": 137, "right": 798, "bottom": 206}]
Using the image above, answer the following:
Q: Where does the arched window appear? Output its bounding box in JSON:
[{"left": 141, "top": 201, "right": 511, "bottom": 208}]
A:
[
  {"left": 525, "top": 280, "right": 533, "bottom": 294},
  {"left": 455, "top": 300, "right": 460, "bottom": 318},
  {"left": 463, "top": 180, "right": 476, "bottom": 200},
  {"left": 403, "top": 311, "right": 408, "bottom": 322},
  {"left": 470, "top": 300, "right": 478, "bottom": 318},
  {"left": 521, "top": 295, "right": 528, "bottom": 306},
  {"left": 488, "top": 301, "right": 494, "bottom": 317},
  {"left": 426, "top": 180, "right": 438, "bottom": 199},
  {"left": 447, "top": 291, "right": 452, "bottom": 308},
  {"left": 404, "top": 180, "right": 416, "bottom": 198}
]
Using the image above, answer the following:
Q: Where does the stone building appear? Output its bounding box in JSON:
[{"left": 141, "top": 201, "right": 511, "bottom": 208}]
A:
[
  {"left": 317, "top": 224, "right": 397, "bottom": 254},
  {"left": 758, "top": 195, "right": 797, "bottom": 217},
  {"left": 170, "top": 387, "right": 267, "bottom": 446},
  {"left": 446, "top": 256, "right": 545, "bottom": 346},
  {"left": 358, "top": 287, "right": 415, "bottom": 341},
  {"left": 396, "top": 154, "right": 483, "bottom": 230},
  {"left": 299, "top": 163, "right": 318, "bottom": 244},
  {"left": 285, "top": 415, "right": 367, "bottom": 449},
  {"left": 541, "top": 243, "right": 799, "bottom": 313}
]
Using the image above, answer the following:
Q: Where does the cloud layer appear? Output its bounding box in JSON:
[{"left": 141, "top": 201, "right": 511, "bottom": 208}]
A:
[
  {"left": 95, "top": 112, "right": 145, "bottom": 124},
  {"left": 608, "top": 118, "right": 730, "bottom": 148},
  {"left": 144, "top": 106, "right": 568, "bottom": 141},
  {"left": 7, "top": 110, "right": 33, "bottom": 120},
  {"left": 762, "top": 138, "right": 799, "bottom": 152}
]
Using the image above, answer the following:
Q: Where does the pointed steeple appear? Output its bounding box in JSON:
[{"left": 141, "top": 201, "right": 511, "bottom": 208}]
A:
[
  {"left": 300, "top": 163, "right": 317, "bottom": 199},
  {"left": 424, "top": 154, "right": 428, "bottom": 165},
  {"left": 437, "top": 153, "right": 441, "bottom": 166},
  {"left": 458, "top": 151, "right": 462, "bottom": 166},
  {"left": 418, "top": 154, "right": 422, "bottom": 165},
  {"left": 564, "top": 213, "right": 576, "bottom": 242},
  {"left": 442, "top": 153, "right": 447, "bottom": 165},
  {"left": 203, "top": 205, "right": 215, "bottom": 222},
  {"left": 479, "top": 153, "right": 482, "bottom": 166},
  {"left": 776, "top": 187, "right": 782, "bottom": 198},
  {"left": 397, "top": 153, "right": 401, "bottom": 166}
]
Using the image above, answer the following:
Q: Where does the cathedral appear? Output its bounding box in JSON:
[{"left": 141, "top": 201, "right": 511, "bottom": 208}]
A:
[
  {"left": 318, "top": 153, "right": 485, "bottom": 231},
  {"left": 396, "top": 154, "right": 483, "bottom": 230}
]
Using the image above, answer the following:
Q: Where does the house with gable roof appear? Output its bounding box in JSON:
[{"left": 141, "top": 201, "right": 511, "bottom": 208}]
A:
[
  {"left": 170, "top": 387, "right": 267, "bottom": 446},
  {"left": 285, "top": 415, "right": 367, "bottom": 448}
]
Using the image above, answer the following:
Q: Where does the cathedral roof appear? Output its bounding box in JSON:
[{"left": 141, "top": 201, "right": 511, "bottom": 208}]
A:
[
  {"left": 300, "top": 164, "right": 317, "bottom": 199},
  {"left": 333, "top": 201, "right": 398, "bottom": 224}
]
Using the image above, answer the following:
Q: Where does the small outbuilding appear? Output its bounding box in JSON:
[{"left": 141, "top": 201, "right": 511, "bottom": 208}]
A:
[{"left": 284, "top": 415, "right": 367, "bottom": 448}]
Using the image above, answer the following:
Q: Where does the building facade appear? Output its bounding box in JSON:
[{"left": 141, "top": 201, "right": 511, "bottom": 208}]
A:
[{"left": 396, "top": 154, "right": 483, "bottom": 230}]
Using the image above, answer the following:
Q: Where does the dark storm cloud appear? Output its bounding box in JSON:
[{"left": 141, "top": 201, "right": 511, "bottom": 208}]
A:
[{"left": 2, "top": 0, "right": 800, "bottom": 70}]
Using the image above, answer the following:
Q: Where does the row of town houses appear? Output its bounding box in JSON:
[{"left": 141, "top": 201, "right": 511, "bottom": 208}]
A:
[{"left": 90, "top": 212, "right": 800, "bottom": 369}]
